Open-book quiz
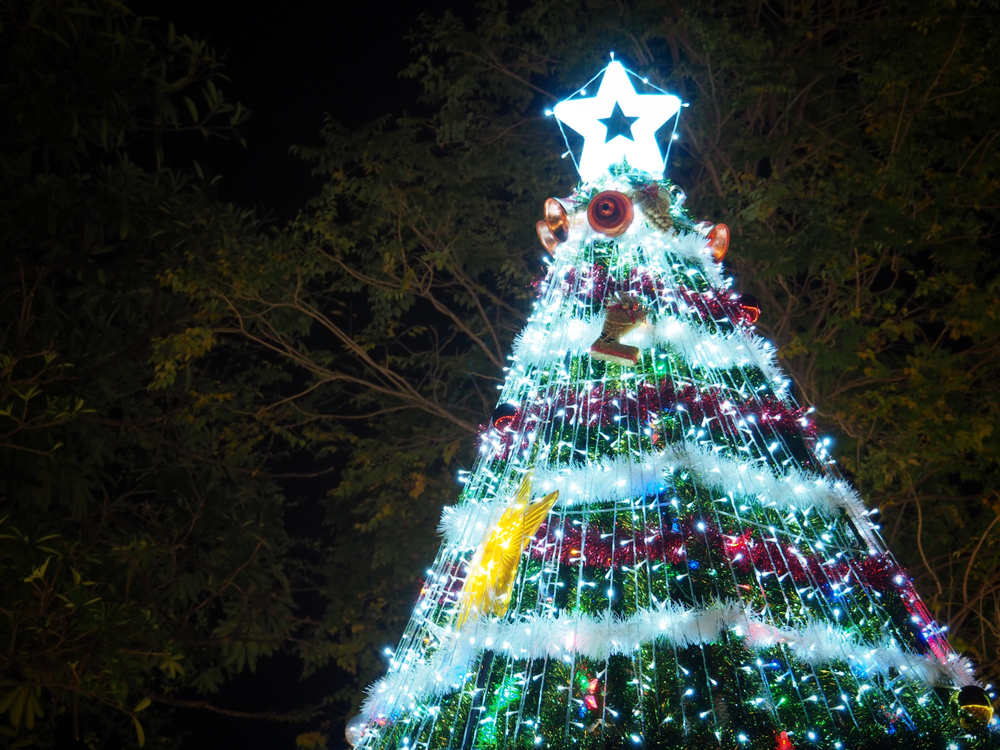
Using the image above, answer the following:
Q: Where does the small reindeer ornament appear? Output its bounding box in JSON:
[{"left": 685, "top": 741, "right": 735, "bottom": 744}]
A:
[{"left": 589, "top": 293, "right": 647, "bottom": 366}]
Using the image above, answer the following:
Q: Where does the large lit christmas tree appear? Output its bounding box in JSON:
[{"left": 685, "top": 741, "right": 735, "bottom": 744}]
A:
[{"left": 345, "top": 59, "right": 997, "bottom": 750}]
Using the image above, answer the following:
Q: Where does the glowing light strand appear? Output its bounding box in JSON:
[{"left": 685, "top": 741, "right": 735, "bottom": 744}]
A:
[{"left": 361, "top": 600, "right": 973, "bottom": 721}]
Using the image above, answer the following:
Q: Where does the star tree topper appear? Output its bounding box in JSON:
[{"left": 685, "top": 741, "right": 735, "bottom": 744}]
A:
[{"left": 553, "top": 60, "right": 681, "bottom": 182}]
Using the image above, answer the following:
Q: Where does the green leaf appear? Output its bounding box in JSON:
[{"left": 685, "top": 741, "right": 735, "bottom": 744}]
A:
[
  {"left": 8, "top": 687, "right": 25, "bottom": 727},
  {"left": 21, "top": 558, "right": 50, "bottom": 584},
  {"left": 0, "top": 687, "right": 19, "bottom": 715},
  {"left": 133, "top": 716, "right": 145, "bottom": 747},
  {"left": 183, "top": 96, "right": 198, "bottom": 123}
]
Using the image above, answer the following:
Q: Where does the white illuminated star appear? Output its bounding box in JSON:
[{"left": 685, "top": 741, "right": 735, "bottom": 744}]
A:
[{"left": 553, "top": 61, "right": 681, "bottom": 182}]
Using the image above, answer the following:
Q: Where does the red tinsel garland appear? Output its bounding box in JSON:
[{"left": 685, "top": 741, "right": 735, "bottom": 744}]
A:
[
  {"left": 558, "top": 263, "right": 757, "bottom": 327},
  {"left": 531, "top": 515, "right": 904, "bottom": 595},
  {"left": 526, "top": 513, "right": 949, "bottom": 657},
  {"left": 422, "top": 511, "right": 947, "bottom": 660},
  {"left": 481, "top": 378, "right": 816, "bottom": 463},
  {"left": 421, "top": 510, "right": 948, "bottom": 659}
]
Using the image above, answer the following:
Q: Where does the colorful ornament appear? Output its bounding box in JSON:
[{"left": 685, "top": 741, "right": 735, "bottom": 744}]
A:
[
  {"left": 957, "top": 685, "right": 994, "bottom": 729},
  {"left": 638, "top": 183, "right": 673, "bottom": 233},
  {"left": 589, "top": 292, "right": 647, "bottom": 365},
  {"left": 707, "top": 223, "right": 730, "bottom": 262},
  {"left": 582, "top": 678, "right": 602, "bottom": 711},
  {"left": 455, "top": 474, "right": 559, "bottom": 629},
  {"left": 776, "top": 730, "right": 794, "bottom": 750},
  {"left": 537, "top": 197, "right": 572, "bottom": 254},
  {"left": 491, "top": 402, "right": 519, "bottom": 430},
  {"left": 573, "top": 670, "right": 605, "bottom": 716},
  {"left": 345, "top": 714, "right": 368, "bottom": 747},
  {"left": 587, "top": 190, "right": 634, "bottom": 236}
]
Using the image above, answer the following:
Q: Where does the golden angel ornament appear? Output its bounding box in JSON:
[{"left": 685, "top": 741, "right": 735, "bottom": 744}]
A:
[{"left": 455, "top": 474, "right": 559, "bottom": 629}]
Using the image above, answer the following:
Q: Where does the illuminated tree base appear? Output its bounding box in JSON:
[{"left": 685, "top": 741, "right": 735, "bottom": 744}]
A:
[{"left": 369, "top": 644, "right": 993, "bottom": 750}]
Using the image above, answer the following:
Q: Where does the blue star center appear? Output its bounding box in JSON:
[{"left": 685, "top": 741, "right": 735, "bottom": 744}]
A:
[{"left": 598, "top": 101, "right": 640, "bottom": 143}]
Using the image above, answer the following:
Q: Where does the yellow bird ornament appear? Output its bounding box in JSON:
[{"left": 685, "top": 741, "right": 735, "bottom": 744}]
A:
[{"left": 455, "top": 474, "right": 559, "bottom": 629}]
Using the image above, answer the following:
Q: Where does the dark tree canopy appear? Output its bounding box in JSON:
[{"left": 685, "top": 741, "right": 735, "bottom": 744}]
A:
[{"left": 0, "top": 0, "right": 326, "bottom": 745}]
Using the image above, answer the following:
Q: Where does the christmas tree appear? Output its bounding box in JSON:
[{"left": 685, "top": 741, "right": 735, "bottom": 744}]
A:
[{"left": 345, "top": 59, "right": 996, "bottom": 750}]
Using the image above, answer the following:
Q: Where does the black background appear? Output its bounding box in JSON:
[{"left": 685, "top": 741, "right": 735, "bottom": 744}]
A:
[{"left": 133, "top": 0, "right": 460, "bottom": 223}]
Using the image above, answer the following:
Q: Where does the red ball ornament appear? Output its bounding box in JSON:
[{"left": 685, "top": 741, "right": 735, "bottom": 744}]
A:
[
  {"left": 737, "top": 293, "right": 761, "bottom": 324},
  {"left": 776, "top": 730, "right": 794, "bottom": 750},
  {"left": 587, "top": 191, "right": 633, "bottom": 237},
  {"left": 491, "top": 402, "right": 519, "bottom": 430}
]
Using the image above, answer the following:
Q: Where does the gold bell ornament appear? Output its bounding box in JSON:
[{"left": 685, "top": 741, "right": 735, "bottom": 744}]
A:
[{"left": 957, "top": 685, "right": 994, "bottom": 730}]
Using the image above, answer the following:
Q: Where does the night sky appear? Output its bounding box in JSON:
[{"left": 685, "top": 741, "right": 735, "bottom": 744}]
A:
[
  {"left": 132, "top": 0, "right": 459, "bottom": 223},
  {"left": 126, "top": 2, "right": 458, "bottom": 747}
]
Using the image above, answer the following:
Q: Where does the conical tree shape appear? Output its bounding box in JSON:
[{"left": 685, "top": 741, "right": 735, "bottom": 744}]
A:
[{"left": 349, "top": 66, "right": 993, "bottom": 750}]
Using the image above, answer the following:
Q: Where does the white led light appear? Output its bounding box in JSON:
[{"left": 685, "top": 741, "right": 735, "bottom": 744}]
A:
[{"left": 553, "top": 61, "right": 681, "bottom": 181}]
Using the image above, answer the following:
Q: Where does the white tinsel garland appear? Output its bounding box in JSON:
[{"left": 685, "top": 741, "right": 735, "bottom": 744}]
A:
[
  {"left": 510, "top": 308, "right": 784, "bottom": 388},
  {"left": 439, "top": 441, "right": 869, "bottom": 549},
  {"left": 360, "top": 599, "right": 972, "bottom": 721},
  {"left": 511, "top": 222, "right": 776, "bottom": 378}
]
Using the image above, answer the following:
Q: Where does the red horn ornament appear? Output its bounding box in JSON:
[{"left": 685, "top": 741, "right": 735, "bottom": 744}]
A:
[{"left": 707, "top": 223, "right": 730, "bottom": 262}]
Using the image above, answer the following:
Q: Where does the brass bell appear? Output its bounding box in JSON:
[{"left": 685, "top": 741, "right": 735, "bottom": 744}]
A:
[
  {"left": 536, "top": 221, "right": 560, "bottom": 254},
  {"left": 587, "top": 191, "right": 633, "bottom": 237},
  {"left": 707, "top": 223, "right": 730, "bottom": 262},
  {"left": 543, "top": 198, "right": 570, "bottom": 242}
]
